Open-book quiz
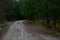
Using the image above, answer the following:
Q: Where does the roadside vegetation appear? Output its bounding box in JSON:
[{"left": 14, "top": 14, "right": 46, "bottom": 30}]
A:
[{"left": 0, "top": 21, "right": 8, "bottom": 30}]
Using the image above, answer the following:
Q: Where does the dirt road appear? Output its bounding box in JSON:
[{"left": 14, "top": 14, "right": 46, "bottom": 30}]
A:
[{"left": 1, "top": 20, "right": 60, "bottom": 40}]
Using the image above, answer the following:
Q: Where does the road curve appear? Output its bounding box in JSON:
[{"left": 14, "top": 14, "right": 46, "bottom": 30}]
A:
[{"left": 1, "top": 20, "right": 60, "bottom": 40}]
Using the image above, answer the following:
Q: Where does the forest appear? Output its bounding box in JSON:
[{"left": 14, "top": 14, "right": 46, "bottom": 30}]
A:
[{"left": 0, "top": 0, "right": 60, "bottom": 35}]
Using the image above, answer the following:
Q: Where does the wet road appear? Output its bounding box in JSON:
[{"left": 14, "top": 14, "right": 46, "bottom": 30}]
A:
[{"left": 1, "top": 20, "right": 60, "bottom": 40}]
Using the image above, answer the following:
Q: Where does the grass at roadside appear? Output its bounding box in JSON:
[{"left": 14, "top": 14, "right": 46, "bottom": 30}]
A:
[
  {"left": 56, "top": 22, "right": 60, "bottom": 35},
  {"left": 0, "top": 21, "right": 8, "bottom": 29}
]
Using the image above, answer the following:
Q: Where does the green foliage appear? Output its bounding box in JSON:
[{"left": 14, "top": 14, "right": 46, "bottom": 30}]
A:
[
  {"left": 6, "top": 1, "right": 25, "bottom": 21},
  {"left": 20, "top": 0, "right": 60, "bottom": 19},
  {"left": 20, "top": 0, "right": 45, "bottom": 20}
]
